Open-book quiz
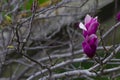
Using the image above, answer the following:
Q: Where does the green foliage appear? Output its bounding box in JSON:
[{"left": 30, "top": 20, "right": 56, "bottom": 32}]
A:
[
  {"left": 25, "top": 0, "right": 33, "bottom": 10},
  {"left": 54, "top": 68, "right": 65, "bottom": 73},
  {"left": 81, "top": 61, "right": 94, "bottom": 69},
  {"left": 92, "top": 76, "right": 109, "bottom": 80},
  {"left": 25, "top": 0, "right": 49, "bottom": 10},
  {"left": 73, "top": 78, "right": 86, "bottom": 80},
  {"left": 38, "top": 0, "right": 49, "bottom": 4}
]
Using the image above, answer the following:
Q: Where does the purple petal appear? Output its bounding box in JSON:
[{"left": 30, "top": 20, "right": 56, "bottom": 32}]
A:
[
  {"left": 83, "top": 21, "right": 99, "bottom": 37},
  {"left": 83, "top": 30, "right": 88, "bottom": 38},
  {"left": 86, "top": 16, "right": 98, "bottom": 28},
  {"left": 116, "top": 12, "right": 120, "bottom": 21},
  {"left": 82, "top": 34, "right": 98, "bottom": 58},
  {"left": 85, "top": 14, "right": 92, "bottom": 25},
  {"left": 85, "top": 22, "right": 91, "bottom": 30},
  {"left": 88, "top": 34, "right": 98, "bottom": 47},
  {"left": 82, "top": 41, "right": 95, "bottom": 58},
  {"left": 88, "top": 21, "right": 99, "bottom": 35}
]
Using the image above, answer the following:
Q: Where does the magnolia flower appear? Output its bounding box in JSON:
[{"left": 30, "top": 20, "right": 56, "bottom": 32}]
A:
[
  {"left": 79, "top": 14, "right": 99, "bottom": 58},
  {"left": 116, "top": 12, "right": 120, "bottom": 21},
  {"left": 82, "top": 34, "right": 98, "bottom": 58},
  {"left": 79, "top": 14, "right": 99, "bottom": 37}
]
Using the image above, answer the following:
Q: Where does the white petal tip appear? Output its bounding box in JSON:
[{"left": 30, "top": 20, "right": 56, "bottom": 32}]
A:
[
  {"left": 79, "top": 22, "right": 87, "bottom": 31},
  {"left": 95, "top": 16, "right": 98, "bottom": 19}
]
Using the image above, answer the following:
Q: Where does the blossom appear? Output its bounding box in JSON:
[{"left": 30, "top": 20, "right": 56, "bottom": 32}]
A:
[
  {"left": 79, "top": 14, "right": 99, "bottom": 58},
  {"left": 116, "top": 12, "right": 120, "bottom": 21},
  {"left": 82, "top": 34, "right": 98, "bottom": 58},
  {"left": 79, "top": 14, "right": 99, "bottom": 38}
]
